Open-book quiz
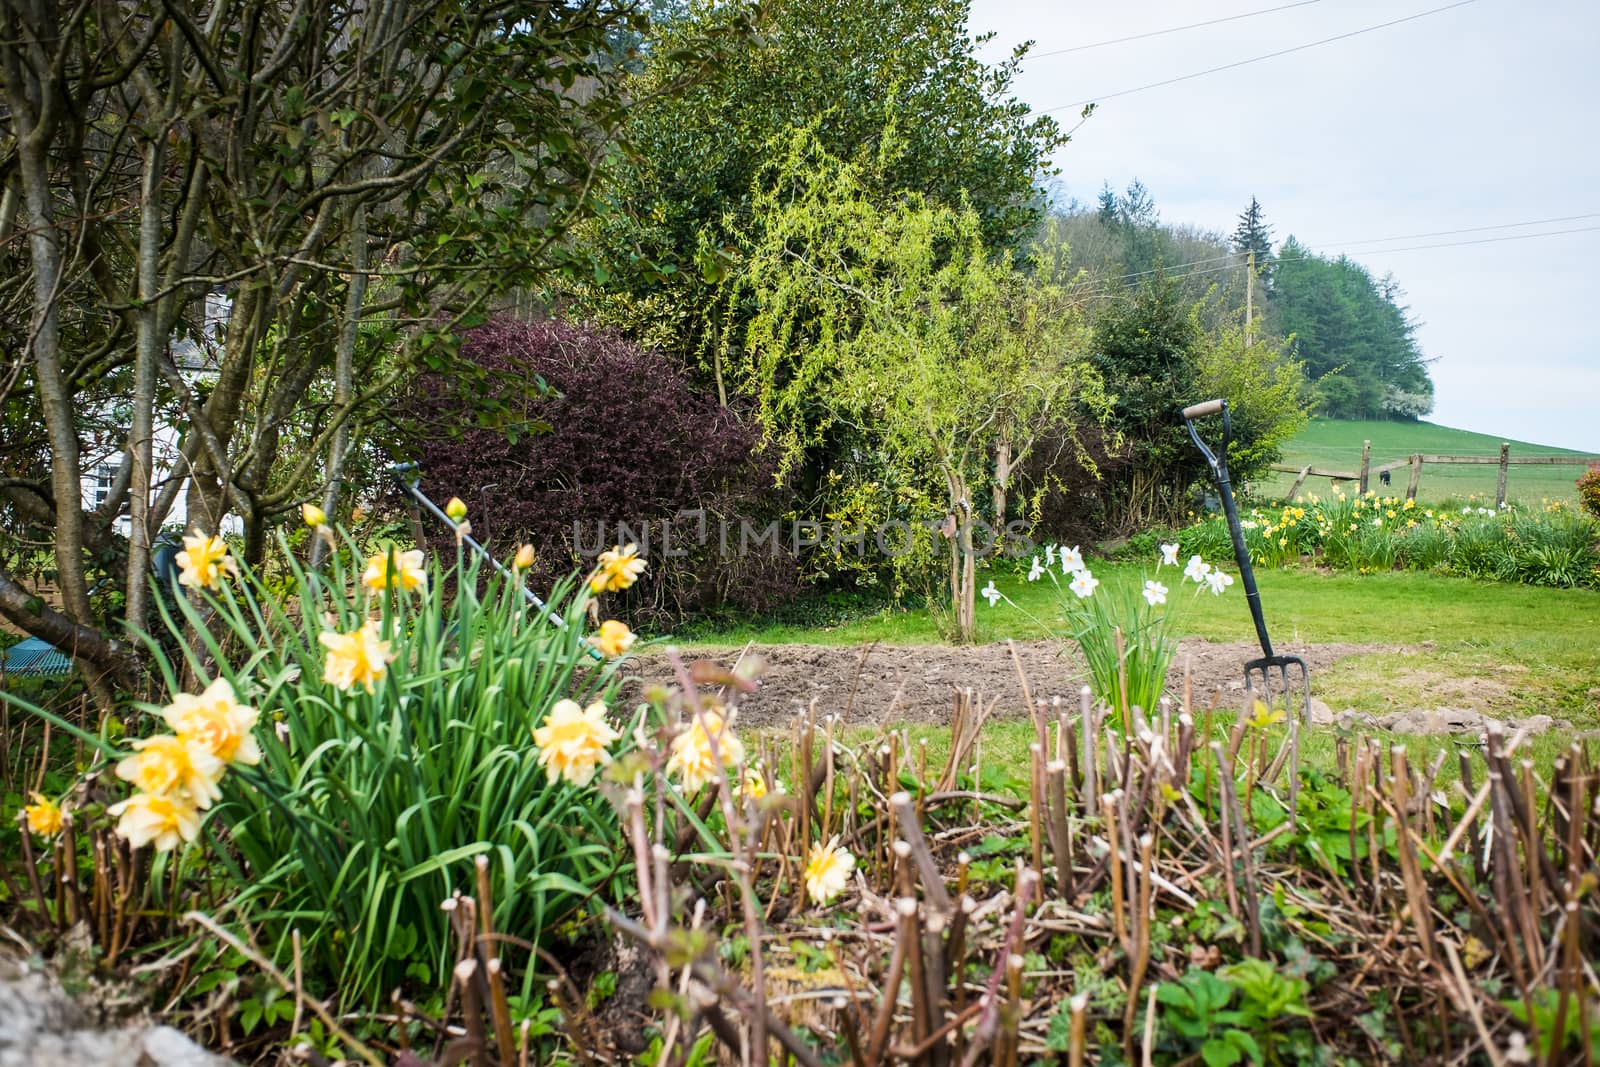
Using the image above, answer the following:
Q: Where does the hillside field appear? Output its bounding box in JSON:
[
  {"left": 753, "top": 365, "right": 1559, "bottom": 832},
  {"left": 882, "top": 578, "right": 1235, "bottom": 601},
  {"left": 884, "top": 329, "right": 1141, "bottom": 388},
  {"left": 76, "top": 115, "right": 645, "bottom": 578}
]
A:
[{"left": 1254, "top": 417, "right": 1597, "bottom": 503}]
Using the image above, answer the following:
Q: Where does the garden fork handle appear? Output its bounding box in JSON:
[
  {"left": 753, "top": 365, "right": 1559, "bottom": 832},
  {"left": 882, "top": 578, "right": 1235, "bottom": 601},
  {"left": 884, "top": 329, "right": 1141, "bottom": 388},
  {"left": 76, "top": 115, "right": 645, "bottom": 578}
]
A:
[{"left": 1184, "top": 400, "right": 1275, "bottom": 661}]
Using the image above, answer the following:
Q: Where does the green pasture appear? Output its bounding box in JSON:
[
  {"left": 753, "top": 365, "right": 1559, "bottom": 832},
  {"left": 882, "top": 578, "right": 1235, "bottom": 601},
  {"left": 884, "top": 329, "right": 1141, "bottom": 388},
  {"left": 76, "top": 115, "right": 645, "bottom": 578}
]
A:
[{"left": 1254, "top": 418, "right": 1595, "bottom": 503}]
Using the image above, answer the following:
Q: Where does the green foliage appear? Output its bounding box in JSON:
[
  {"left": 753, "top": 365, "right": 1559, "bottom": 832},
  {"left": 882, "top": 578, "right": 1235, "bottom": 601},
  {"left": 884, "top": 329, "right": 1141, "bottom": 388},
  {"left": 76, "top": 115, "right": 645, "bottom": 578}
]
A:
[
  {"left": 150, "top": 540, "right": 629, "bottom": 1007},
  {"left": 1504, "top": 989, "right": 1600, "bottom": 1061},
  {"left": 1181, "top": 493, "right": 1600, "bottom": 588},
  {"left": 576, "top": 0, "right": 1064, "bottom": 375},
  {"left": 997, "top": 546, "right": 1233, "bottom": 728},
  {"left": 1577, "top": 463, "right": 1600, "bottom": 519},
  {"left": 727, "top": 128, "right": 1103, "bottom": 635},
  {"left": 1231, "top": 197, "right": 1274, "bottom": 281},
  {"left": 1271, "top": 238, "right": 1433, "bottom": 419},
  {"left": 1157, "top": 961, "right": 1313, "bottom": 1067}
]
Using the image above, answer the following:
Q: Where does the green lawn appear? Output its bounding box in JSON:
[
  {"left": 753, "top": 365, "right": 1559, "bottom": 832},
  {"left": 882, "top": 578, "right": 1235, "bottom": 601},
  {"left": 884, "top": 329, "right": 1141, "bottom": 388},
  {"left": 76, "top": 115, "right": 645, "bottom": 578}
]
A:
[
  {"left": 705, "top": 563, "right": 1600, "bottom": 791},
  {"left": 683, "top": 562, "right": 1600, "bottom": 724},
  {"left": 1256, "top": 418, "right": 1596, "bottom": 504}
]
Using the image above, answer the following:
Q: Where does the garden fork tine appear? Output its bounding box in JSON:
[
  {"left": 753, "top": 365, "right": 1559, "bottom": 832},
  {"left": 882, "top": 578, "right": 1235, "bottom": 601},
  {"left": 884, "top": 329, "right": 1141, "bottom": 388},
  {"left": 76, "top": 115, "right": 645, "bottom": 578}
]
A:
[{"left": 1182, "top": 400, "right": 1313, "bottom": 723}]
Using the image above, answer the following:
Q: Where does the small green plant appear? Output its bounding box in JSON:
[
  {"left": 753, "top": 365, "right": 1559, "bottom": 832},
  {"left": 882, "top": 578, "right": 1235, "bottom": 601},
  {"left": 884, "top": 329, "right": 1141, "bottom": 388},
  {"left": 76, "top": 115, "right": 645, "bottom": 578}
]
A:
[
  {"left": 982, "top": 543, "right": 1234, "bottom": 727},
  {"left": 1157, "top": 960, "right": 1314, "bottom": 1067},
  {"left": 1157, "top": 969, "right": 1261, "bottom": 1066}
]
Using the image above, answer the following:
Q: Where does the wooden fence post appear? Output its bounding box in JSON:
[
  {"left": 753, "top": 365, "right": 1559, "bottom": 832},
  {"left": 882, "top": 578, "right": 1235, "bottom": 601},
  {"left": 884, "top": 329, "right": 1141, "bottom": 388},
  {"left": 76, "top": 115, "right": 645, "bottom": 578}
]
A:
[
  {"left": 1495, "top": 443, "right": 1510, "bottom": 508},
  {"left": 1358, "top": 440, "right": 1371, "bottom": 495},
  {"left": 1406, "top": 454, "right": 1421, "bottom": 501},
  {"left": 1285, "top": 465, "right": 1311, "bottom": 502}
]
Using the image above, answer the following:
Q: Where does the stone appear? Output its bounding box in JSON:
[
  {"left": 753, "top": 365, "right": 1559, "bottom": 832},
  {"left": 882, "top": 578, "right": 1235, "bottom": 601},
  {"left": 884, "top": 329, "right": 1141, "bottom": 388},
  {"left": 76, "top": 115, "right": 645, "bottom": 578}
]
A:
[{"left": 0, "top": 958, "right": 234, "bottom": 1067}]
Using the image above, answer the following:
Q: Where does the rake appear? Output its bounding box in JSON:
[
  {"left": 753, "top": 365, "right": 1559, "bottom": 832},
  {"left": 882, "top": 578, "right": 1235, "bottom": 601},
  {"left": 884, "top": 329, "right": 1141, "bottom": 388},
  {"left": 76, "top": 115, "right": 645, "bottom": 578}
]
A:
[{"left": 1182, "top": 399, "right": 1311, "bottom": 722}]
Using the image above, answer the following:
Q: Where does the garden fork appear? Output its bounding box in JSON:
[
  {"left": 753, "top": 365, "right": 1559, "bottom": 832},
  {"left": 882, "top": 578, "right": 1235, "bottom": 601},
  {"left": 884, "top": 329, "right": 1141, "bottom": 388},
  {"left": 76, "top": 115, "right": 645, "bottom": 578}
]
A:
[{"left": 1182, "top": 399, "right": 1312, "bottom": 723}]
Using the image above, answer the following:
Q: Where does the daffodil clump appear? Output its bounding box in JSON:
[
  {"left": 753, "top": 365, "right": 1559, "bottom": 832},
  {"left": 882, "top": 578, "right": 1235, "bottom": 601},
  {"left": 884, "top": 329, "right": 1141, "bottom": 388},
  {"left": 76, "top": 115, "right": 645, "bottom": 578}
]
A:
[
  {"left": 36, "top": 531, "right": 651, "bottom": 1003},
  {"left": 1175, "top": 490, "right": 1597, "bottom": 588},
  {"left": 985, "top": 544, "right": 1232, "bottom": 727}
]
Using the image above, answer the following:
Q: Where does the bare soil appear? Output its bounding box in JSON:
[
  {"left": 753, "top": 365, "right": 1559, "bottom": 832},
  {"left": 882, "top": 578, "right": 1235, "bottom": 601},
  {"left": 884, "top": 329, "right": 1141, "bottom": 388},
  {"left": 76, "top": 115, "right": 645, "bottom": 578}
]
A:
[{"left": 631, "top": 638, "right": 1392, "bottom": 728}]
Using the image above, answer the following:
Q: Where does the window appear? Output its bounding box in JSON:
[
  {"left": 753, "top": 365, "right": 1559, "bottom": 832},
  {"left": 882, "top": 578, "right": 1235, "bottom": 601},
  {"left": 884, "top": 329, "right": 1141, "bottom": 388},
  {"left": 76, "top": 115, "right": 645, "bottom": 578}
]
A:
[{"left": 93, "top": 465, "right": 114, "bottom": 509}]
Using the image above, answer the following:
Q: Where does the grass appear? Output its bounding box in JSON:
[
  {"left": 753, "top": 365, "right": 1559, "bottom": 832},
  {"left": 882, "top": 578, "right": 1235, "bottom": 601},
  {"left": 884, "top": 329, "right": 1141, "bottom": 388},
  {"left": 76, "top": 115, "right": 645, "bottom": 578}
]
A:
[
  {"left": 1257, "top": 417, "right": 1596, "bottom": 503},
  {"left": 681, "top": 561, "right": 1600, "bottom": 778}
]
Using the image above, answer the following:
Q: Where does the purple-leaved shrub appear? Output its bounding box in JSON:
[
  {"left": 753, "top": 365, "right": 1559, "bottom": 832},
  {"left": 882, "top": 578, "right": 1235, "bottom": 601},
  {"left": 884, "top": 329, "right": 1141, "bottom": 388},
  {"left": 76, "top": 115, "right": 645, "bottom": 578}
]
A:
[{"left": 401, "top": 317, "right": 796, "bottom": 623}]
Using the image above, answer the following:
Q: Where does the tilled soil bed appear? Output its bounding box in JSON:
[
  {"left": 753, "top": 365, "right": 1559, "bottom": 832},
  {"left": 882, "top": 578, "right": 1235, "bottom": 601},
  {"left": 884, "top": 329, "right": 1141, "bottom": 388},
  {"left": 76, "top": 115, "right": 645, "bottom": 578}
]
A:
[{"left": 629, "top": 638, "right": 1391, "bottom": 728}]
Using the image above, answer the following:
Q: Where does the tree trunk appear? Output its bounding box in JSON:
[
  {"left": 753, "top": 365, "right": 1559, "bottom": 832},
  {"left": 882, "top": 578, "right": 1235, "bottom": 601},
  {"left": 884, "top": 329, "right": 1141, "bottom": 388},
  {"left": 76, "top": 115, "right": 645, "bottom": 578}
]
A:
[
  {"left": 312, "top": 200, "right": 369, "bottom": 565},
  {"left": 125, "top": 136, "right": 166, "bottom": 639},
  {"left": 945, "top": 469, "right": 976, "bottom": 643},
  {"left": 992, "top": 435, "right": 1012, "bottom": 544}
]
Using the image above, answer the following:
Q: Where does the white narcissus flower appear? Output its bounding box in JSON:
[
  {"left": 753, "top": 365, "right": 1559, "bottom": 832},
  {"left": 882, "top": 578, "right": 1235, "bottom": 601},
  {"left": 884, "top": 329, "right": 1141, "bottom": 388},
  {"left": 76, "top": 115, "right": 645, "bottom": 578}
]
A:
[
  {"left": 1205, "top": 569, "right": 1234, "bottom": 596},
  {"left": 1027, "top": 557, "right": 1044, "bottom": 582},
  {"left": 1069, "top": 570, "right": 1099, "bottom": 599},
  {"left": 1183, "top": 555, "right": 1212, "bottom": 583},
  {"left": 803, "top": 835, "right": 855, "bottom": 906},
  {"left": 1159, "top": 542, "right": 1180, "bottom": 567},
  {"left": 1142, "top": 580, "right": 1168, "bottom": 607},
  {"left": 1060, "top": 546, "right": 1084, "bottom": 574},
  {"left": 1044, "top": 544, "right": 1057, "bottom": 567},
  {"left": 981, "top": 581, "right": 1003, "bottom": 607}
]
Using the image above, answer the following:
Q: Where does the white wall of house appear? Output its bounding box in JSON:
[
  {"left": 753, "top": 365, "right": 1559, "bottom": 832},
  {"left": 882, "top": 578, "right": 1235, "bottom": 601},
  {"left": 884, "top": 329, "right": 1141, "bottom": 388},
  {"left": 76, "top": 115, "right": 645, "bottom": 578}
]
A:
[{"left": 78, "top": 292, "right": 244, "bottom": 538}]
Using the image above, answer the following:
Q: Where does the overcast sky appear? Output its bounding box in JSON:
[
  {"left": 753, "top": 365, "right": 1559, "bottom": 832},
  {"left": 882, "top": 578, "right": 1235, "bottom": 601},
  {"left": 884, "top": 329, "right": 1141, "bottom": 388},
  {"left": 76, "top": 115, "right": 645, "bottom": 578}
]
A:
[{"left": 968, "top": 0, "right": 1599, "bottom": 451}]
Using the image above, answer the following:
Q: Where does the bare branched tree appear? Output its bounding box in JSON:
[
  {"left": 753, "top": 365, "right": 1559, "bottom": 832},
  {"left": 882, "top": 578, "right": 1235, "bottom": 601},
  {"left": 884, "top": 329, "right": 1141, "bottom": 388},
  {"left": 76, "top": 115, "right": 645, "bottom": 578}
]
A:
[{"left": 0, "top": 0, "right": 675, "bottom": 685}]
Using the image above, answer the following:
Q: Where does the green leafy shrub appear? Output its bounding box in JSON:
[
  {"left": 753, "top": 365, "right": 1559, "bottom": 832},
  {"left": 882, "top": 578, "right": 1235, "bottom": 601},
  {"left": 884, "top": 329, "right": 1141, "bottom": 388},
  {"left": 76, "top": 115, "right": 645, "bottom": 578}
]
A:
[{"left": 1577, "top": 463, "right": 1600, "bottom": 520}]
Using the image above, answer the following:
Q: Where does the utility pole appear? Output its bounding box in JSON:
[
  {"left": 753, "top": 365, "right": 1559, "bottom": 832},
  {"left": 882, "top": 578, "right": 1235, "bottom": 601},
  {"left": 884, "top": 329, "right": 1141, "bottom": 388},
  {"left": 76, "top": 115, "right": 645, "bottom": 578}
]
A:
[{"left": 1245, "top": 249, "right": 1255, "bottom": 345}]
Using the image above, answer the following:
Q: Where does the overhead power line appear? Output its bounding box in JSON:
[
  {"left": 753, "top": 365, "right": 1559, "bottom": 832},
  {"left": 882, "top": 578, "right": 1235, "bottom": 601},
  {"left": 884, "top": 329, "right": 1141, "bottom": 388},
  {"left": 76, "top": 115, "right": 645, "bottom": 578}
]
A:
[
  {"left": 1324, "top": 212, "right": 1600, "bottom": 247},
  {"left": 1022, "top": 0, "right": 1324, "bottom": 60},
  {"left": 1041, "top": 0, "right": 1480, "bottom": 113},
  {"left": 1072, "top": 219, "right": 1600, "bottom": 300}
]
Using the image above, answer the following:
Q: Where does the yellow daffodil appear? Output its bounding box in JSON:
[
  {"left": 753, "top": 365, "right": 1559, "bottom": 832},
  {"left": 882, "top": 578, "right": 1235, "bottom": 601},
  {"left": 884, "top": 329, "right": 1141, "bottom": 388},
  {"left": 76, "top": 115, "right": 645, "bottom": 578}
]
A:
[
  {"left": 116, "top": 735, "right": 225, "bottom": 809},
  {"left": 24, "top": 793, "right": 62, "bottom": 836},
  {"left": 1403, "top": 499, "right": 1414, "bottom": 510},
  {"left": 590, "top": 620, "right": 636, "bottom": 658},
  {"left": 740, "top": 763, "right": 769, "bottom": 799},
  {"left": 803, "top": 835, "right": 855, "bottom": 906},
  {"left": 589, "top": 543, "right": 647, "bottom": 594},
  {"left": 445, "top": 496, "right": 468, "bottom": 522},
  {"left": 531, "top": 699, "right": 619, "bottom": 787},
  {"left": 108, "top": 791, "right": 201, "bottom": 851},
  {"left": 513, "top": 543, "right": 536, "bottom": 570},
  {"left": 667, "top": 707, "right": 745, "bottom": 793},
  {"left": 175, "top": 531, "right": 238, "bottom": 591},
  {"left": 319, "top": 619, "right": 395, "bottom": 693},
  {"left": 362, "top": 548, "right": 427, "bottom": 594},
  {"left": 161, "top": 677, "right": 261, "bottom": 766},
  {"left": 302, "top": 502, "right": 327, "bottom": 527},
  {"left": 1247, "top": 700, "right": 1287, "bottom": 729}
]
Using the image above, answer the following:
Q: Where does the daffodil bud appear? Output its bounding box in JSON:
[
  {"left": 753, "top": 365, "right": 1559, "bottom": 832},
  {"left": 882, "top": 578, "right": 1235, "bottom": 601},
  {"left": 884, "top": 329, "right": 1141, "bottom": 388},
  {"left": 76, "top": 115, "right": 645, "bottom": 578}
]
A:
[
  {"left": 302, "top": 502, "right": 327, "bottom": 527},
  {"left": 513, "top": 543, "right": 536, "bottom": 570},
  {"left": 445, "top": 496, "right": 468, "bottom": 522}
]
